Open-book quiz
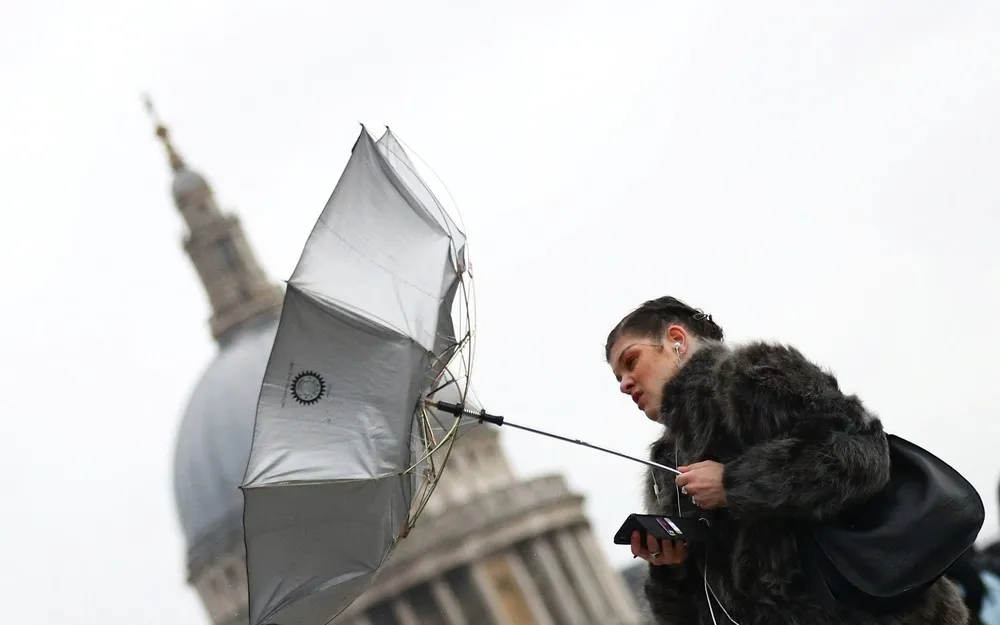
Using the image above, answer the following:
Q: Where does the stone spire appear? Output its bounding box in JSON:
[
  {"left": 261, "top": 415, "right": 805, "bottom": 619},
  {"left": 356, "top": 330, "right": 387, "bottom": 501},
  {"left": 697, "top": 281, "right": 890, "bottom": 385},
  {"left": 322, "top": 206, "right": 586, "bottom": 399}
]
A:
[{"left": 144, "top": 95, "right": 283, "bottom": 343}]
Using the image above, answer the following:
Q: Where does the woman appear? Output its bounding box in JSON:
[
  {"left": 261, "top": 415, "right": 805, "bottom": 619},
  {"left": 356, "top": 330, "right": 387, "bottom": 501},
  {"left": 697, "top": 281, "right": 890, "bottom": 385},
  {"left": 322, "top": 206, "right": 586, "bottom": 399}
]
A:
[{"left": 606, "top": 296, "right": 968, "bottom": 625}]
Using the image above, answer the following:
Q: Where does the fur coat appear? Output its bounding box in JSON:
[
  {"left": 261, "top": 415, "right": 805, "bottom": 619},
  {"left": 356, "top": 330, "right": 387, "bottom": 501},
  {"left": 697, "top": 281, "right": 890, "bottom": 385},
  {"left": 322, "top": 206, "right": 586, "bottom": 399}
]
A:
[{"left": 641, "top": 340, "right": 968, "bottom": 625}]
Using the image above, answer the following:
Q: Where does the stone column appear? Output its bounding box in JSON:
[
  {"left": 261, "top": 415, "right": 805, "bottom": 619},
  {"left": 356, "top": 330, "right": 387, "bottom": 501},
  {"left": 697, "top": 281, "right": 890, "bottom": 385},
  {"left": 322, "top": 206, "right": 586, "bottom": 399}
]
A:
[
  {"left": 530, "top": 537, "right": 590, "bottom": 625},
  {"left": 505, "top": 552, "right": 556, "bottom": 625},
  {"left": 392, "top": 596, "right": 421, "bottom": 625},
  {"left": 431, "top": 578, "right": 469, "bottom": 625},
  {"left": 471, "top": 560, "right": 515, "bottom": 625},
  {"left": 575, "top": 526, "right": 641, "bottom": 624},
  {"left": 473, "top": 551, "right": 557, "bottom": 625},
  {"left": 554, "top": 530, "right": 613, "bottom": 622}
]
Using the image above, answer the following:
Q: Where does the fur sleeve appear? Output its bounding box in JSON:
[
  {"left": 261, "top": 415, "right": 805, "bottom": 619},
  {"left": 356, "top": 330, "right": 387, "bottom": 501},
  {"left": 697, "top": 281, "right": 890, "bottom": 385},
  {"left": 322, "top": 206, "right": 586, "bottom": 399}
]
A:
[{"left": 717, "top": 342, "right": 891, "bottom": 521}]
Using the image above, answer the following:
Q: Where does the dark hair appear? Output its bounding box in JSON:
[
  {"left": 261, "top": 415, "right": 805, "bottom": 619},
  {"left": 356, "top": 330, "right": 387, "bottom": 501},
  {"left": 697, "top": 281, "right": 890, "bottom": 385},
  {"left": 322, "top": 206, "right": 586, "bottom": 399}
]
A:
[{"left": 604, "top": 296, "right": 725, "bottom": 361}]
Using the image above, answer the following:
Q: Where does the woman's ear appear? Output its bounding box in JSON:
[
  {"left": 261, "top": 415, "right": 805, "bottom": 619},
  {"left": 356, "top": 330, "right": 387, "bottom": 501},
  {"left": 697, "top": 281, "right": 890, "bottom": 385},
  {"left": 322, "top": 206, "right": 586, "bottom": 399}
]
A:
[{"left": 665, "top": 324, "right": 688, "bottom": 352}]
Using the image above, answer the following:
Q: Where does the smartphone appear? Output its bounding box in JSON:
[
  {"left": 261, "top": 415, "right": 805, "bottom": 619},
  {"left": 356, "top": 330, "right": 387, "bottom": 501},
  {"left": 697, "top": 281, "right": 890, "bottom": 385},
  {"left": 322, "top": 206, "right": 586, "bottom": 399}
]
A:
[{"left": 613, "top": 513, "right": 708, "bottom": 546}]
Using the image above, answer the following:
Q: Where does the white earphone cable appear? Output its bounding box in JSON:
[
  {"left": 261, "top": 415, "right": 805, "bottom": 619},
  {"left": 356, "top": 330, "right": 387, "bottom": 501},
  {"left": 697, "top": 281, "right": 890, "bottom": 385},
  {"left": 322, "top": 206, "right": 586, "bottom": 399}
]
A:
[
  {"left": 648, "top": 433, "right": 741, "bottom": 625},
  {"left": 702, "top": 547, "right": 741, "bottom": 625}
]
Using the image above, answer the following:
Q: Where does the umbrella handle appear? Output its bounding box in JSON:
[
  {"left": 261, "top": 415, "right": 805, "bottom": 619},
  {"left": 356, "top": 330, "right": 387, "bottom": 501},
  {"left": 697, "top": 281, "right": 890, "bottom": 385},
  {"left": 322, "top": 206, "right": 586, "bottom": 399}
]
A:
[{"left": 425, "top": 400, "right": 680, "bottom": 475}]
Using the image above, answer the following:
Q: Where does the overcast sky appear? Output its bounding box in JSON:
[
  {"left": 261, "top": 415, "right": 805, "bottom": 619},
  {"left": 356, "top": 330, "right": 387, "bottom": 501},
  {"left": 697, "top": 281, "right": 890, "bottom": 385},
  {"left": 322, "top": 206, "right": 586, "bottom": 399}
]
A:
[{"left": 2, "top": 2, "right": 999, "bottom": 624}]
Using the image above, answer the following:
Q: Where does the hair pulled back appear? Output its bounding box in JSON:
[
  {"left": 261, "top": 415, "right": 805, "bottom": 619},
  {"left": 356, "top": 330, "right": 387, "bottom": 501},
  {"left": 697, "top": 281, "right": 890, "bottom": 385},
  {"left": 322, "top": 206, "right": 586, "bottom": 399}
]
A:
[{"left": 604, "top": 296, "right": 725, "bottom": 361}]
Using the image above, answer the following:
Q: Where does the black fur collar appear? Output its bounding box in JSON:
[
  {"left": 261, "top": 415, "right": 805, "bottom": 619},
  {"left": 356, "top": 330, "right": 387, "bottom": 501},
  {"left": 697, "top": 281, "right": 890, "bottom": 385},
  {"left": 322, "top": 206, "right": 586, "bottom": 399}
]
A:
[{"left": 655, "top": 341, "right": 734, "bottom": 462}]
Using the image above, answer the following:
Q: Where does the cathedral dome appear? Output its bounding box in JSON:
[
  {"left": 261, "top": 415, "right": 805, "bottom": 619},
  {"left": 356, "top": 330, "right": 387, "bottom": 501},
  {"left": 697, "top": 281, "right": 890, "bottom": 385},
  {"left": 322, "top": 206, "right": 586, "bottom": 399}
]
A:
[{"left": 173, "top": 315, "right": 279, "bottom": 562}]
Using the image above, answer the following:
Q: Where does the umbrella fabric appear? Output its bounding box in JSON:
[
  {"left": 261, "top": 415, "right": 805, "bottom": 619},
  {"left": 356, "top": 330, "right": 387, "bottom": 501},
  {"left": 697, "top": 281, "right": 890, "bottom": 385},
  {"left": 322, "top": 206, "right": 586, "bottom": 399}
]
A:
[{"left": 240, "top": 127, "right": 469, "bottom": 625}]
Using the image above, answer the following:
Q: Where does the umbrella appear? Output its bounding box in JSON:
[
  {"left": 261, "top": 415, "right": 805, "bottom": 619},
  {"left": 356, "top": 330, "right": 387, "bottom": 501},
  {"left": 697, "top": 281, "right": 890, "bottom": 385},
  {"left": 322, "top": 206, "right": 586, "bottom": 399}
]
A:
[
  {"left": 239, "top": 125, "right": 678, "bottom": 625},
  {"left": 240, "top": 126, "right": 477, "bottom": 625}
]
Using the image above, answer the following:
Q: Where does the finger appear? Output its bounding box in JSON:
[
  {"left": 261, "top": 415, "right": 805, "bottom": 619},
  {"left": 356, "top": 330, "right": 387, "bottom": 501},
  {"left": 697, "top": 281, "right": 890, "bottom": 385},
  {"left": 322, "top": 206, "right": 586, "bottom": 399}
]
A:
[
  {"left": 645, "top": 533, "right": 662, "bottom": 559},
  {"left": 683, "top": 481, "right": 702, "bottom": 496},
  {"left": 677, "top": 469, "right": 705, "bottom": 486},
  {"left": 670, "top": 542, "right": 688, "bottom": 564},
  {"left": 630, "top": 530, "right": 644, "bottom": 558},
  {"left": 660, "top": 541, "right": 679, "bottom": 563},
  {"left": 660, "top": 540, "right": 686, "bottom": 564}
]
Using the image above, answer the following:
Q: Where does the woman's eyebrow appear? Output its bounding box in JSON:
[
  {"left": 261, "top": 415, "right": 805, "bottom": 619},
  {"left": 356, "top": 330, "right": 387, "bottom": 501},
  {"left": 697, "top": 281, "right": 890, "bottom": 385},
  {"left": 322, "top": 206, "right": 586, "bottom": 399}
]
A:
[
  {"left": 613, "top": 345, "right": 637, "bottom": 378},
  {"left": 617, "top": 344, "right": 638, "bottom": 364}
]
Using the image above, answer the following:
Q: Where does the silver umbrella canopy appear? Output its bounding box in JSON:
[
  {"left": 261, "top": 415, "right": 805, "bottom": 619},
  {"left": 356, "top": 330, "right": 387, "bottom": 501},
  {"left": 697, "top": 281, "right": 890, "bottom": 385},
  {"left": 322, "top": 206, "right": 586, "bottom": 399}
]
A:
[{"left": 240, "top": 126, "right": 475, "bottom": 625}]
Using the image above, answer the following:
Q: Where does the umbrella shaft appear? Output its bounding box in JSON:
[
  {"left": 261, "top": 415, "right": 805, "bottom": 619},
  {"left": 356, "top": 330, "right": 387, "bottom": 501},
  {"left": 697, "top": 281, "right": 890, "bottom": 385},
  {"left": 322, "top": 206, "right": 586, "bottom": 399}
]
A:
[
  {"left": 427, "top": 400, "right": 680, "bottom": 475},
  {"left": 503, "top": 420, "right": 681, "bottom": 475}
]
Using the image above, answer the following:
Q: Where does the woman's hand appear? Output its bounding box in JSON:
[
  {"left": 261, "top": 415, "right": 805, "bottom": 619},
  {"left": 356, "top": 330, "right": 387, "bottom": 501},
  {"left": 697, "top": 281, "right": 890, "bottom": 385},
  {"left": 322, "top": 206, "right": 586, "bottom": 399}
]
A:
[
  {"left": 675, "top": 460, "right": 727, "bottom": 510},
  {"left": 630, "top": 530, "right": 687, "bottom": 566}
]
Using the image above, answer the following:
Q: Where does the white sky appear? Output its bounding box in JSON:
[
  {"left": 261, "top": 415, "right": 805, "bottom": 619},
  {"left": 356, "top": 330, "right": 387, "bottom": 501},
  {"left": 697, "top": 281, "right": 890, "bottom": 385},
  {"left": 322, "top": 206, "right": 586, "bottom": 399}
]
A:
[{"left": 2, "top": 2, "right": 999, "bottom": 624}]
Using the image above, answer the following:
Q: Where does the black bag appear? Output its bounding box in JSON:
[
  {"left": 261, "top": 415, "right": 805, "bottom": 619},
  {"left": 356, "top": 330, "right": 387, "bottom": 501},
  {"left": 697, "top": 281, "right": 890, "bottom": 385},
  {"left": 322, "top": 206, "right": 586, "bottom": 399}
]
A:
[{"left": 801, "top": 434, "right": 985, "bottom": 615}]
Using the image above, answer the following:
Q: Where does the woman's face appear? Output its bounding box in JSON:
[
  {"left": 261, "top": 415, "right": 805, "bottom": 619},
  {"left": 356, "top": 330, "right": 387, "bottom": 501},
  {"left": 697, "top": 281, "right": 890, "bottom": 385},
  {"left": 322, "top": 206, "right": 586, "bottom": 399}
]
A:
[{"left": 608, "top": 331, "right": 681, "bottom": 422}]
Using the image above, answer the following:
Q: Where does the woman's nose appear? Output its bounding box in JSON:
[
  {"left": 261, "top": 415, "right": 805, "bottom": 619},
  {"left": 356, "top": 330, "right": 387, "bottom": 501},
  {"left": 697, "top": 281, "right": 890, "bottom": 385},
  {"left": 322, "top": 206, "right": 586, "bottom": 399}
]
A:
[{"left": 619, "top": 377, "right": 633, "bottom": 394}]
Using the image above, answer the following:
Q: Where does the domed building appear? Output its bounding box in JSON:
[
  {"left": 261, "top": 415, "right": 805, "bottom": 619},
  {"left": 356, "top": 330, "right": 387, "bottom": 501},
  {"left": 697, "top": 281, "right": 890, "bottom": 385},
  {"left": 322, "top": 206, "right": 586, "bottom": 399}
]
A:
[{"left": 147, "top": 100, "right": 643, "bottom": 625}]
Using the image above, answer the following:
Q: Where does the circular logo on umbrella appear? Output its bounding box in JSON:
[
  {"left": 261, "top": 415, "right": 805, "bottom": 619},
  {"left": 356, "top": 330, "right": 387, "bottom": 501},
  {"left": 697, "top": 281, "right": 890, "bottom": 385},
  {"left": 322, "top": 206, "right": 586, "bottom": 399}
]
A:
[{"left": 290, "top": 370, "right": 326, "bottom": 405}]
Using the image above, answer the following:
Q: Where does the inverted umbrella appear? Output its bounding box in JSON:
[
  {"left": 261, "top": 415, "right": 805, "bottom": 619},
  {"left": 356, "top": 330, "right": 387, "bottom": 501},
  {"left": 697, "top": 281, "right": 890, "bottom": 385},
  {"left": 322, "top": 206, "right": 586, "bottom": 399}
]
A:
[
  {"left": 240, "top": 126, "right": 479, "bottom": 625},
  {"left": 240, "top": 126, "right": 677, "bottom": 625}
]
